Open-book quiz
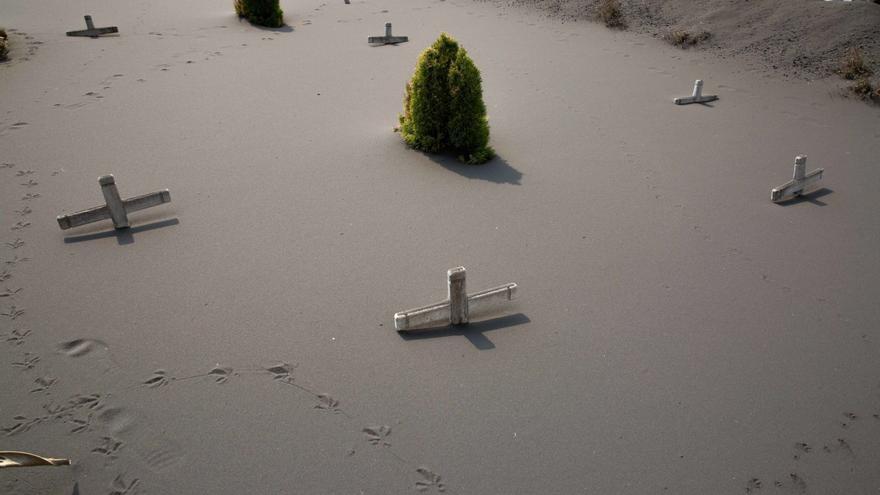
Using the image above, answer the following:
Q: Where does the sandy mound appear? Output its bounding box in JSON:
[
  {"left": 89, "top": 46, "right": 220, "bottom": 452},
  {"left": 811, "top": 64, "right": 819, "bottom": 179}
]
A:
[{"left": 481, "top": 0, "right": 880, "bottom": 79}]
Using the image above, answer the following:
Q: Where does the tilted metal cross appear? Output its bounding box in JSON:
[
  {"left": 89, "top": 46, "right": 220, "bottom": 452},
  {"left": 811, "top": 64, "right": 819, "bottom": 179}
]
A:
[
  {"left": 57, "top": 175, "right": 171, "bottom": 230},
  {"left": 66, "top": 15, "right": 119, "bottom": 38},
  {"left": 674, "top": 79, "right": 718, "bottom": 105},
  {"left": 771, "top": 155, "right": 824, "bottom": 203},
  {"left": 368, "top": 23, "right": 408, "bottom": 45},
  {"left": 394, "top": 267, "right": 517, "bottom": 332}
]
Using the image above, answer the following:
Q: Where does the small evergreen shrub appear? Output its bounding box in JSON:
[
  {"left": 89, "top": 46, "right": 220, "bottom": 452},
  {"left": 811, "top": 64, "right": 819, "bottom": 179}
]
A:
[
  {"left": 850, "top": 77, "right": 878, "bottom": 102},
  {"left": 666, "top": 30, "right": 711, "bottom": 48},
  {"left": 399, "top": 33, "right": 494, "bottom": 165},
  {"left": 839, "top": 47, "right": 872, "bottom": 80},
  {"left": 596, "top": 0, "right": 626, "bottom": 29},
  {"left": 0, "top": 29, "right": 8, "bottom": 62},
  {"left": 235, "top": 0, "right": 283, "bottom": 28}
]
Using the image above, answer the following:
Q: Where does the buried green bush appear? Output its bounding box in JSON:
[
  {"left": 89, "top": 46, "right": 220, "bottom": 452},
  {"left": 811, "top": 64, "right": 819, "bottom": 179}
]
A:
[
  {"left": 0, "top": 29, "right": 8, "bottom": 62},
  {"left": 399, "top": 33, "right": 494, "bottom": 165},
  {"left": 235, "top": 0, "right": 283, "bottom": 28}
]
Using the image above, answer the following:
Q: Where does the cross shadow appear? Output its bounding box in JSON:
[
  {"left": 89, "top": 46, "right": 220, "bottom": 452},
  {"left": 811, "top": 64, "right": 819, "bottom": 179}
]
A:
[
  {"left": 398, "top": 313, "right": 530, "bottom": 350},
  {"left": 426, "top": 153, "right": 523, "bottom": 185},
  {"left": 63, "top": 218, "right": 179, "bottom": 245},
  {"left": 776, "top": 187, "right": 833, "bottom": 207}
]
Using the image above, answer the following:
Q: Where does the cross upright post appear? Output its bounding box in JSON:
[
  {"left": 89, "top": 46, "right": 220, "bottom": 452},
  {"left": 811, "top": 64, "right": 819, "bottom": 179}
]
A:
[
  {"left": 770, "top": 156, "right": 824, "bottom": 203},
  {"left": 674, "top": 79, "right": 718, "bottom": 105},
  {"left": 368, "top": 23, "right": 408, "bottom": 45},
  {"left": 57, "top": 175, "right": 171, "bottom": 230},
  {"left": 66, "top": 15, "right": 119, "bottom": 38},
  {"left": 394, "top": 267, "right": 517, "bottom": 332}
]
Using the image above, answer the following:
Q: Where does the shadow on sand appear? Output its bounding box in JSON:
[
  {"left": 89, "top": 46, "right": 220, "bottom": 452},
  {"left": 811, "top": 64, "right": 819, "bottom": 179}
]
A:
[
  {"left": 63, "top": 218, "right": 179, "bottom": 246},
  {"left": 777, "top": 187, "right": 833, "bottom": 207},
  {"left": 246, "top": 20, "right": 294, "bottom": 33},
  {"left": 398, "top": 313, "right": 530, "bottom": 350},
  {"left": 427, "top": 153, "right": 523, "bottom": 185}
]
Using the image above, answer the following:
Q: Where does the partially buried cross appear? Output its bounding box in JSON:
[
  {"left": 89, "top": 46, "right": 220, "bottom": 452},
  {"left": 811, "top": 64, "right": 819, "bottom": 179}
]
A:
[
  {"left": 394, "top": 267, "right": 517, "bottom": 332},
  {"left": 66, "top": 15, "right": 118, "bottom": 38},
  {"left": 57, "top": 175, "right": 171, "bottom": 230}
]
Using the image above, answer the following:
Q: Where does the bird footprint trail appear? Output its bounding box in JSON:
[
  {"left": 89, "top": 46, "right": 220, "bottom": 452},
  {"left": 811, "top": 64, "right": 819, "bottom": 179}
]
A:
[
  {"left": 415, "top": 467, "right": 447, "bottom": 493},
  {"left": 142, "top": 369, "right": 171, "bottom": 388},
  {"left": 96, "top": 407, "right": 184, "bottom": 472},
  {"left": 362, "top": 425, "right": 393, "bottom": 447}
]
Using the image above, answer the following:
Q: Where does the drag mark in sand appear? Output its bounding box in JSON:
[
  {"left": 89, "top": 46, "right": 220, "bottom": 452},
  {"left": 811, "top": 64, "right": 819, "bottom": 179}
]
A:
[{"left": 56, "top": 338, "right": 109, "bottom": 358}]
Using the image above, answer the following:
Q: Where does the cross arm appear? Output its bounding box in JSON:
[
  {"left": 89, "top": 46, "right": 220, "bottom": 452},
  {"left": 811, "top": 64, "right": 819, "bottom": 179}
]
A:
[
  {"left": 57, "top": 205, "right": 111, "bottom": 230},
  {"left": 771, "top": 169, "right": 823, "bottom": 203},
  {"left": 394, "top": 282, "right": 518, "bottom": 331},
  {"left": 123, "top": 189, "right": 171, "bottom": 213}
]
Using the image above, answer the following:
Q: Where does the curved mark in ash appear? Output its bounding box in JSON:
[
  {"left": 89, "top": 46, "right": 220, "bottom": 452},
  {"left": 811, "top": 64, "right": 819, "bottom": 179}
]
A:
[{"left": 56, "top": 338, "right": 108, "bottom": 357}]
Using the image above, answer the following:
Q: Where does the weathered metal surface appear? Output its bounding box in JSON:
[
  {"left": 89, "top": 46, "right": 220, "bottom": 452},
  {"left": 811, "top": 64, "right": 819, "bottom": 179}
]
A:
[
  {"left": 368, "top": 23, "right": 408, "bottom": 45},
  {"left": 66, "top": 15, "right": 118, "bottom": 38},
  {"left": 57, "top": 175, "right": 171, "bottom": 230},
  {"left": 771, "top": 156, "right": 824, "bottom": 203},
  {"left": 394, "top": 268, "right": 517, "bottom": 332},
  {"left": 674, "top": 79, "right": 718, "bottom": 105},
  {"left": 0, "top": 451, "right": 70, "bottom": 469}
]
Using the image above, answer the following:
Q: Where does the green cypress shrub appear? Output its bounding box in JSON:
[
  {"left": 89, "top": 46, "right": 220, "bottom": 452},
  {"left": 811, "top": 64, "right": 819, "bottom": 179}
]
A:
[
  {"left": 0, "top": 29, "right": 8, "bottom": 62},
  {"left": 399, "top": 33, "right": 494, "bottom": 164},
  {"left": 235, "top": 0, "right": 284, "bottom": 28}
]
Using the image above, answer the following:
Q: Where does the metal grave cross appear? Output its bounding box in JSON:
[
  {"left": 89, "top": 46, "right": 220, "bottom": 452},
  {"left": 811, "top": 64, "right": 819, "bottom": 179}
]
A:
[
  {"left": 674, "top": 79, "right": 718, "bottom": 105},
  {"left": 66, "top": 15, "right": 119, "bottom": 38},
  {"left": 394, "top": 267, "right": 517, "bottom": 332},
  {"left": 771, "top": 155, "right": 824, "bottom": 203},
  {"left": 368, "top": 23, "right": 408, "bottom": 45},
  {"left": 57, "top": 175, "right": 171, "bottom": 230}
]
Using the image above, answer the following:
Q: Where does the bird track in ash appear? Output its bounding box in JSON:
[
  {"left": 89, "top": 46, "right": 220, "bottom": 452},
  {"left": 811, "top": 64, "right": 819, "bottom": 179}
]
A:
[
  {"left": 21, "top": 192, "right": 40, "bottom": 200},
  {"left": 14, "top": 207, "right": 32, "bottom": 216},
  {"left": 0, "top": 287, "right": 22, "bottom": 298},
  {"left": 30, "top": 376, "right": 57, "bottom": 393},
  {"left": 109, "top": 475, "right": 140, "bottom": 495},
  {"left": 92, "top": 436, "right": 123, "bottom": 459},
  {"left": 19, "top": 179, "right": 38, "bottom": 187},
  {"left": 14, "top": 169, "right": 34, "bottom": 176},
  {"left": 4, "top": 255, "right": 31, "bottom": 265},
  {"left": 2, "top": 304, "right": 25, "bottom": 319},
  {"left": 415, "top": 466, "right": 447, "bottom": 493},
  {"left": 5, "top": 328, "right": 30, "bottom": 345},
  {"left": 10, "top": 221, "right": 31, "bottom": 231},
  {"left": 5, "top": 238, "right": 25, "bottom": 248}
]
